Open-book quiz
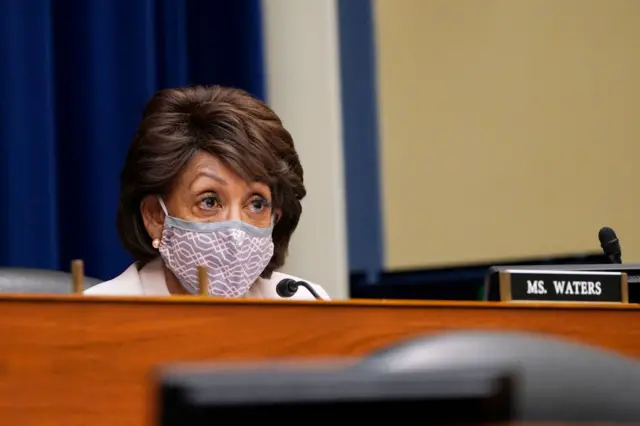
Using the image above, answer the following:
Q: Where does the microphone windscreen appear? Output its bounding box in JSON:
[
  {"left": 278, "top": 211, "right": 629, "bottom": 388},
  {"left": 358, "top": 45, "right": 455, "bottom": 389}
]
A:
[{"left": 598, "top": 226, "right": 620, "bottom": 252}]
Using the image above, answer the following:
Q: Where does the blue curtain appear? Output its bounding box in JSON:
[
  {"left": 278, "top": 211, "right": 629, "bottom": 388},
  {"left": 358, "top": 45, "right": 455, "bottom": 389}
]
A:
[{"left": 0, "top": 0, "right": 265, "bottom": 279}]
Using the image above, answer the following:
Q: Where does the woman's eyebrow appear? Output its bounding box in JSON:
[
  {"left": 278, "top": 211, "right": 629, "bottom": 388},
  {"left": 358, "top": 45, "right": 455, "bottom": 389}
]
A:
[{"left": 190, "top": 171, "right": 227, "bottom": 188}]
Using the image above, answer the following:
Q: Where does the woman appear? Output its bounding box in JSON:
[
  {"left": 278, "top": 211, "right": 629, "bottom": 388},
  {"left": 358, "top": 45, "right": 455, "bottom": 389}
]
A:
[{"left": 85, "top": 85, "right": 330, "bottom": 300}]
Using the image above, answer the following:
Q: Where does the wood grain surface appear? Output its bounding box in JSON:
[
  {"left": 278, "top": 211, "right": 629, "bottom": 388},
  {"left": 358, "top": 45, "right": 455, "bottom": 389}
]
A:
[{"left": 0, "top": 294, "right": 637, "bottom": 426}]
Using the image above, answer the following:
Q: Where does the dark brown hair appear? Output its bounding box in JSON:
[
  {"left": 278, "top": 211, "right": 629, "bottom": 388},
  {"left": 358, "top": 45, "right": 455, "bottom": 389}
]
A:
[{"left": 117, "top": 85, "right": 306, "bottom": 278}]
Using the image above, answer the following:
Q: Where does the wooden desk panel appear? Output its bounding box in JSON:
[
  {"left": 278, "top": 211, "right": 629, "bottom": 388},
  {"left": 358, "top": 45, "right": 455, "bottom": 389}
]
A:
[{"left": 0, "top": 295, "right": 636, "bottom": 426}]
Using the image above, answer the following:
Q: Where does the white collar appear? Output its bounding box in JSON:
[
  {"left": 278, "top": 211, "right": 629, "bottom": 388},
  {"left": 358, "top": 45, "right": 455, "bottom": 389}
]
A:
[
  {"left": 139, "top": 258, "right": 171, "bottom": 296},
  {"left": 137, "top": 257, "right": 272, "bottom": 298}
]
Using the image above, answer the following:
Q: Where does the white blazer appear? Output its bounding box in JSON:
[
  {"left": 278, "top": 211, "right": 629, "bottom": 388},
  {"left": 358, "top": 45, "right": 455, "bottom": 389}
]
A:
[{"left": 84, "top": 257, "right": 331, "bottom": 300}]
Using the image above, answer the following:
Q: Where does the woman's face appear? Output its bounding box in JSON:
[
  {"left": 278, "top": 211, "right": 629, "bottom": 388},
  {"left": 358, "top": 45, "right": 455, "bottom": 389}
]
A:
[{"left": 141, "top": 151, "right": 274, "bottom": 241}]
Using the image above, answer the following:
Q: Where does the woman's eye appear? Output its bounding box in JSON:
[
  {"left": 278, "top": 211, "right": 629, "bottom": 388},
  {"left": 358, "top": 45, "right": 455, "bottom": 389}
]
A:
[
  {"left": 200, "top": 196, "right": 220, "bottom": 210},
  {"left": 249, "top": 197, "right": 270, "bottom": 212}
]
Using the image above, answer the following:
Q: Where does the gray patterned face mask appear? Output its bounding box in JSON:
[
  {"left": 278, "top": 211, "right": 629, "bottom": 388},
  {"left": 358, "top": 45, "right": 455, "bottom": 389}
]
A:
[{"left": 157, "top": 198, "right": 274, "bottom": 297}]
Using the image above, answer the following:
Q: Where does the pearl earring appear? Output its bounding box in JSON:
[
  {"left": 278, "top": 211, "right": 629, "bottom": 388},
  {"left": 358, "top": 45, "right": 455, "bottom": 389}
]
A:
[{"left": 152, "top": 238, "right": 160, "bottom": 249}]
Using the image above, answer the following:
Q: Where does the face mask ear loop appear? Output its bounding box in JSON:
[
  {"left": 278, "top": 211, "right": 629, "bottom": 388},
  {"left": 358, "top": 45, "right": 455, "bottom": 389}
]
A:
[{"left": 157, "top": 197, "right": 170, "bottom": 217}]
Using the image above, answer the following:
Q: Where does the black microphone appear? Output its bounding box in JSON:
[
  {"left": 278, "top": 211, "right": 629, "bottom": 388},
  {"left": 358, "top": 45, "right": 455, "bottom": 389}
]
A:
[
  {"left": 598, "top": 226, "right": 622, "bottom": 264},
  {"left": 276, "top": 278, "right": 323, "bottom": 300}
]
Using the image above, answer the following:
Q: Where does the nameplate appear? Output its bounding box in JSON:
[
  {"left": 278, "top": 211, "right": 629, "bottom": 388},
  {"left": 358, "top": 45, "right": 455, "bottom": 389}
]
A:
[{"left": 498, "top": 269, "right": 628, "bottom": 303}]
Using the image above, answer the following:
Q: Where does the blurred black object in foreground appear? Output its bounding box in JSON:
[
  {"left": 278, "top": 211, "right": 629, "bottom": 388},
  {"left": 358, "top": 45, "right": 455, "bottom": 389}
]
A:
[
  {"left": 362, "top": 331, "right": 640, "bottom": 422},
  {"left": 157, "top": 361, "right": 513, "bottom": 424}
]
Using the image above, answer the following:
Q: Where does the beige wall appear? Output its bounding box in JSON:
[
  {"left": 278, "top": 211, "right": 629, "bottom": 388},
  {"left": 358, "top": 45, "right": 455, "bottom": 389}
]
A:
[
  {"left": 375, "top": 0, "right": 640, "bottom": 270},
  {"left": 262, "top": 0, "right": 348, "bottom": 298}
]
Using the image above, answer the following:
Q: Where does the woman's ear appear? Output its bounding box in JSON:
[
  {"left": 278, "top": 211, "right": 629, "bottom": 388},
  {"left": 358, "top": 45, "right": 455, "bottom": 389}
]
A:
[
  {"left": 273, "top": 208, "right": 282, "bottom": 224},
  {"left": 140, "top": 196, "right": 165, "bottom": 240}
]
